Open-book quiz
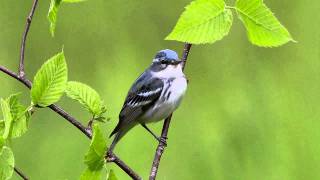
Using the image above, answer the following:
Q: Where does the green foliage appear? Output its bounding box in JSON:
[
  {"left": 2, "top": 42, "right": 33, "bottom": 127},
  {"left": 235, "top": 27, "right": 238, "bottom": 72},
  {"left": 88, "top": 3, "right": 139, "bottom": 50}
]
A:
[
  {"left": 0, "top": 137, "right": 4, "bottom": 149},
  {"left": 0, "top": 146, "right": 14, "bottom": 180},
  {"left": 0, "top": 121, "right": 4, "bottom": 137},
  {"left": 48, "top": 0, "right": 62, "bottom": 37},
  {"left": 106, "top": 170, "right": 117, "bottom": 180},
  {"left": 81, "top": 169, "right": 102, "bottom": 180},
  {"left": 6, "top": 94, "right": 30, "bottom": 138},
  {"left": 1, "top": 99, "right": 12, "bottom": 139},
  {"left": 66, "top": 81, "right": 105, "bottom": 117},
  {"left": 166, "top": 0, "right": 233, "bottom": 44},
  {"left": 31, "top": 51, "right": 68, "bottom": 107},
  {"left": 80, "top": 124, "right": 107, "bottom": 180},
  {"left": 166, "top": 0, "right": 293, "bottom": 47},
  {"left": 235, "top": 0, "right": 294, "bottom": 47}
]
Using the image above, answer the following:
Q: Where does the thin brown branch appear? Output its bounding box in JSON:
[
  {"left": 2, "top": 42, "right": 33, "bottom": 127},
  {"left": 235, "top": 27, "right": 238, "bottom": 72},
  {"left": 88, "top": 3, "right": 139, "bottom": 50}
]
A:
[
  {"left": 19, "top": 0, "right": 39, "bottom": 78},
  {"left": 14, "top": 167, "right": 29, "bottom": 180},
  {"left": 149, "top": 43, "right": 192, "bottom": 180},
  {"left": 107, "top": 152, "right": 142, "bottom": 180},
  {"left": 0, "top": 65, "right": 141, "bottom": 179}
]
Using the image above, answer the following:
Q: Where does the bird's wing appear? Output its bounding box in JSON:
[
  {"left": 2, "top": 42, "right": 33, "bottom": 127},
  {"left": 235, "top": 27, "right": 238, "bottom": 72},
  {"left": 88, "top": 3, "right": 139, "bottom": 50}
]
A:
[{"left": 110, "top": 73, "right": 164, "bottom": 137}]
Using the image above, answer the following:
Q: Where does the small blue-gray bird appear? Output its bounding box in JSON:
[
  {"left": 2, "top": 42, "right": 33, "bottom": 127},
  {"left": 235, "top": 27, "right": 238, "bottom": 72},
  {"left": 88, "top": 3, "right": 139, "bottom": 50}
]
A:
[{"left": 109, "top": 49, "right": 187, "bottom": 151}]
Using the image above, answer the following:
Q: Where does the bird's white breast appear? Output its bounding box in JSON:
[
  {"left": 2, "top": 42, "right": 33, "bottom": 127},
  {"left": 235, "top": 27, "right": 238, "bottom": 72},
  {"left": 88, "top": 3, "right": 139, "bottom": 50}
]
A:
[{"left": 141, "top": 64, "right": 187, "bottom": 123}]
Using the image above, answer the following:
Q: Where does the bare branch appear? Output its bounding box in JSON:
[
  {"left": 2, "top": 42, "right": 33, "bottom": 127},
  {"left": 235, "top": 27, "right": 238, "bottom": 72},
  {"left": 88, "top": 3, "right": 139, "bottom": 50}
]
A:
[
  {"left": 107, "top": 152, "right": 142, "bottom": 180},
  {"left": 0, "top": 65, "right": 141, "bottom": 179},
  {"left": 19, "top": 0, "right": 39, "bottom": 78},
  {"left": 149, "top": 43, "right": 192, "bottom": 180},
  {"left": 14, "top": 167, "right": 29, "bottom": 180}
]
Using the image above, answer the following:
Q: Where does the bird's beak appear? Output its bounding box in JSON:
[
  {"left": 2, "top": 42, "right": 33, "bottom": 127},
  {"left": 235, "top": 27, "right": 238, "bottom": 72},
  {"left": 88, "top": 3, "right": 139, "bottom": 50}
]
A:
[{"left": 172, "top": 59, "right": 184, "bottom": 65}]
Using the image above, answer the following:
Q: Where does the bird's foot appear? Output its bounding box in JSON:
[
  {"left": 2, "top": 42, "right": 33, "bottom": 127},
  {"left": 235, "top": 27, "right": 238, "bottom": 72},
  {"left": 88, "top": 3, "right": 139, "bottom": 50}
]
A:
[{"left": 156, "top": 136, "right": 168, "bottom": 147}]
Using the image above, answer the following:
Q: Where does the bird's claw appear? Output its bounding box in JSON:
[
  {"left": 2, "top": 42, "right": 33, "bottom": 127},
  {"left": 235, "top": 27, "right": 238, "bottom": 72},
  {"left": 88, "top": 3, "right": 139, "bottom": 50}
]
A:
[{"left": 157, "top": 137, "right": 168, "bottom": 146}]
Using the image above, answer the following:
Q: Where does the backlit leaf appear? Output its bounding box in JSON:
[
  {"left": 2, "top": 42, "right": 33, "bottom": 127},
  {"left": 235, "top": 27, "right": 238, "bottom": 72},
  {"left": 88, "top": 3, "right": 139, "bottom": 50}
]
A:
[
  {"left": 235, "top": 0, "right": 294, "bottom": 47},
  {"left": 166, "top": 0, "right": 233, "bottom": 44},
  {"left": 0, "top": 146, "right": 14, "bottom": 180},
  {"left": 31, "top": 51, "right": 68, "bottom": 107}
]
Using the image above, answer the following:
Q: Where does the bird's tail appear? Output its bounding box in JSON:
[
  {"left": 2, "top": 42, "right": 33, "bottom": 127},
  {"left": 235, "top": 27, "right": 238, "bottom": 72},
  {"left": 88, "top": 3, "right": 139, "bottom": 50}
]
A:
[{"left": 108, "top": 122, "right": 137, "bottom": 152}]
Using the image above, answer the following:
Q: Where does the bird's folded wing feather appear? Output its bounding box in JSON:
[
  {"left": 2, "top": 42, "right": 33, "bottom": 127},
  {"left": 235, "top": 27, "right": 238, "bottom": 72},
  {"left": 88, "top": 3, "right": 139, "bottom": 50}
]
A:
[{"left": 110, "top": 74, "right": 164, "bottom": 136}]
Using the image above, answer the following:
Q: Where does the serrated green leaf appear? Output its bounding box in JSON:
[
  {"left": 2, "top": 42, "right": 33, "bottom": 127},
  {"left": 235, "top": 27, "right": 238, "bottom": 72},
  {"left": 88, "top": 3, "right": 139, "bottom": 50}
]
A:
[
  {"left": 31, "top": 51, "right": 68, "bottom": 107},
  {"left": 235, "top": 0, "right": 294, "bottom": 47},
  {"left": 84, "top": 124, "right": 106, "bottom": 169},
  {"left": 0, "top": 120, "right": 4, "bottom": 137},
  {"left": 0, "top": 146, "right": 14, "bottom": 180},
  {"left": 48, "top": 0, "right": 62, "bottom": 37},
  {"left": 80, "top": 168, "right": 102, "bottom": 180},
  {"left": 166, "top": 0, "right": 233, "bottom": 44},
  {"left": 0, "top": 136, "right": 4, "bottom": 148},
  {"left": 106, "top": 170, "right": 117, "bottom": 180},
  {"left": 1, "top": 99, "right": 12, "bottom": 139},
  {"left": 6, "top": 94, "right": 30, "bottom": 138},
  {"left": 63, "top": 0, "right": 87, "bottom": 2},
  {"left": 66, "top": 81, "right": 103, "bottom": 116},
  {"left": 80, "top": 124, "right": 107, "bottom": 180}
]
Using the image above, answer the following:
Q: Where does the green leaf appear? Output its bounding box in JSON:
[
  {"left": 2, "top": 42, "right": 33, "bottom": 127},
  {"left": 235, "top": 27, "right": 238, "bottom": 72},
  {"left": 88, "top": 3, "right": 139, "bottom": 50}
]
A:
[
  {"left": 0, "top": 120, "right": 4, "bottom": 137},
  {"left": 235, "top": 0, "right": 294, "bottom": 47},
  {"left": 63, "top": 0, "right": 87, "bottom": 2},
  {"left": 0, "top": 137, "right": 4, "bottom": 149},
  {"left": 6, "top": 94, "right": 30, "bottom": 138},
  {"left": 84, "top": 124, "right": 106, "bottom": 169},
  {"left": 106, "top": 170, "right": 117, "bottom": 180},
  {"left": 1, "top": 99, "right": 12, "bottom": 139},
  {"left": 48, "top": 0, "right": 62, "bottom": 37},
  {"left": 0, "top": 146, "right": 14, "bottom": 180},
  {"left": 66, "top": 81, "right": 104, "bottom": 116},
  {"left": 166, "top": 0, "right": 233, "bottom": 44},
  {"left": 31, "top": 51, "right": 68, "bottom": 107},
  {"left": 80, "top": 168, "right": 102, "bottom": 180},
  {"left": 80, "top": 124, "right": 107, "bottom": 180}
]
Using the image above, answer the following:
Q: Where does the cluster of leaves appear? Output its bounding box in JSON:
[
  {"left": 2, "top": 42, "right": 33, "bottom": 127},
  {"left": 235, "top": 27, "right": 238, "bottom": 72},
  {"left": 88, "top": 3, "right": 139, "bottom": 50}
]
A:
[
  {"left": 0, "top": 49, "right": 116, "bottom": 179},
  {"left": 0, "top": 94, "right": 30, "bottom": 180},
  {"left": 166, "top": 0, "right": 294, "bottom": 47}
]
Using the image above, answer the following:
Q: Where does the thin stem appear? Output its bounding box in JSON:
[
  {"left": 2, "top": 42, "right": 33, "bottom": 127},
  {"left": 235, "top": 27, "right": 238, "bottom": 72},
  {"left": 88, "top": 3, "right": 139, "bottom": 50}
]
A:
[
  {"left": 149, "top": 43, "right": 192, "bottom": 180},
  {"left": 0, "top": 65, "right": 141, "bottom": 179},
  {"left": 19, "top": 0, "right": 39, "bottom": 78},
  {"left": 14, "top": 167, "right": 29, "bottom": 180}
]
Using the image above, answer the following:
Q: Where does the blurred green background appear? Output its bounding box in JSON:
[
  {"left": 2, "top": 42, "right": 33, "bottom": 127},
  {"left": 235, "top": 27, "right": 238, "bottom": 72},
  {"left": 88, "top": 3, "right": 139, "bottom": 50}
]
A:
[{"left": 0, "top": 0, "right": 319, "bottom": 179}]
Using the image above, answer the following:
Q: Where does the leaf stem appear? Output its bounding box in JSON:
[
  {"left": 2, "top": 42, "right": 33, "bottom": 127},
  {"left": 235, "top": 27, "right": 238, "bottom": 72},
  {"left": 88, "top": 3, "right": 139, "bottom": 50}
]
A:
[{"left": 225, "top": 5, "right": 237, "bottom": 10}]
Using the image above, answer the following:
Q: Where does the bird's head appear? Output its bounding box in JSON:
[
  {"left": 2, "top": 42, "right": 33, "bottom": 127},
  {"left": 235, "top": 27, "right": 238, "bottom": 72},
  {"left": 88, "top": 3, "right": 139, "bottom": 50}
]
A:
[{"left": 150, "top": 49, "right": 183, "bottom": 72}]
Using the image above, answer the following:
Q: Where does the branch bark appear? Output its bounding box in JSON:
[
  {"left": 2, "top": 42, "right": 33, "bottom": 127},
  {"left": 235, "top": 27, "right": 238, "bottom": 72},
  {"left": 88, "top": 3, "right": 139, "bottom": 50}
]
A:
[
  {"left": 19, "top": 0, "right": 39, "bottom": 78},
  {"left": 149, "top": 43, "right": 192, "bottom": 180}
]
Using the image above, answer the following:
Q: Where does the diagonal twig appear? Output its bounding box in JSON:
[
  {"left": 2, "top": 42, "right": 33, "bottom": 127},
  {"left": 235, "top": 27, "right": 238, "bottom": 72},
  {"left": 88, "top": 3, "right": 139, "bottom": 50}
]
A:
[
  {"left": 149, "top": 43, "right": 192, "bottom": 180},
  {"left": 19, "top": 0, "right": 39, "bottom": 78},
  {"left": 14, "top": 167, "right": 29, "bottom": 180}
]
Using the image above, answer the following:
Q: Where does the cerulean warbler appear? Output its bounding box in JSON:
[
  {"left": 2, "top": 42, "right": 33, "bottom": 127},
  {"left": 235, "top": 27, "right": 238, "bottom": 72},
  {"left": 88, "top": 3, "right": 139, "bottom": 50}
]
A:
[{"left": 109, "top": 49, "right": 188, "bottom": 151}]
